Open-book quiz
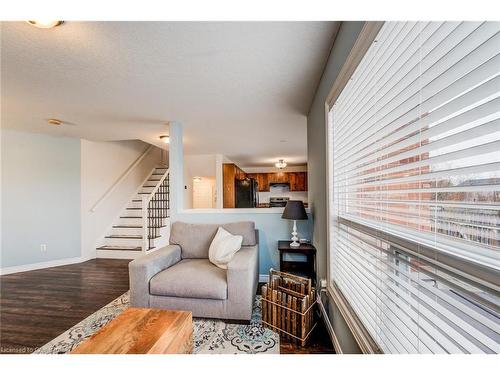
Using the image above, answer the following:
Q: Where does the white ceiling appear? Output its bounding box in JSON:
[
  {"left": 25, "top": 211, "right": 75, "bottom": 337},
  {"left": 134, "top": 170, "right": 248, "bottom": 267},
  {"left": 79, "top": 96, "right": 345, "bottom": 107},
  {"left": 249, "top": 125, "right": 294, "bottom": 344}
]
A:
[{"left": 1, "top": 21, "right": 337, "bottom": 166}]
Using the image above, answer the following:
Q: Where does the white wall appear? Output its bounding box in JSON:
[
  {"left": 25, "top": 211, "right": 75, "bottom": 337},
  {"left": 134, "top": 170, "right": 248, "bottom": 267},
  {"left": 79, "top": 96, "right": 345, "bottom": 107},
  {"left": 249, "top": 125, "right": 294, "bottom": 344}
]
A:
[
  {"left": 1, "top": 129, "right": 81, "bottom": 269},
  {"left": 183, "top": 154, "right": 217, "bottom": 209},
  {"left": 80, "top": 139, "right": 162, "bottom": 259}
]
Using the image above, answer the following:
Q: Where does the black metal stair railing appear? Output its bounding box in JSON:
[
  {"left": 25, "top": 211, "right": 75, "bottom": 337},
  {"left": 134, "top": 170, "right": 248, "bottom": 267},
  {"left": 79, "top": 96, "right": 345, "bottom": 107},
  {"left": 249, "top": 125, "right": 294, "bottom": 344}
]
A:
[{"left": 146, "top": 173, "right": 170, "bottom": 250}]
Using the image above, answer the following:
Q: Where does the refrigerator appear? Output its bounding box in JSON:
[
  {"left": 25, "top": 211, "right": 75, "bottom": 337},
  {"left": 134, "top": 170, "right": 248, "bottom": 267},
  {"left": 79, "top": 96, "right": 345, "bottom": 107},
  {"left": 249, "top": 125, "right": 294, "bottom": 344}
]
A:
[{"left": 235, "top": 178, "right": 259, "bottom": 208}]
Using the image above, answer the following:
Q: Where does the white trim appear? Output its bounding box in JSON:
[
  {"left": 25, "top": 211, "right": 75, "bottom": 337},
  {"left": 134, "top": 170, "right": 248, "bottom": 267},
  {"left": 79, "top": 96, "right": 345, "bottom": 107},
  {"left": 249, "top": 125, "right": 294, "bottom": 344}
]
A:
[
  {"left": 317, "top": 289, "right": 343, "bottom": 354},
  {"left": 0, "top": 256, "right": 88, "bottom": 276},
  {"left": 259, "top": 274, "right": 269, "bottom": 283}
]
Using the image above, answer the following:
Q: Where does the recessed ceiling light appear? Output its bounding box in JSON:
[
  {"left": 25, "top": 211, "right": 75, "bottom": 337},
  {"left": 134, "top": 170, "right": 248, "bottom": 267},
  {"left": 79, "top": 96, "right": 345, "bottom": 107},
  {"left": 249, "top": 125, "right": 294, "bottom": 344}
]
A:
[
  {"left": 26, "top": 20, "right": 64, "bottom": 29},
  {"left": 159, "top": 135, "right": 170, "bottom": 144},
  {"left": 47, "top": 119, "right": 62, "bottom": 126},
  {"left": 275, "top": 159, "right": 287, "bottom": 169}
]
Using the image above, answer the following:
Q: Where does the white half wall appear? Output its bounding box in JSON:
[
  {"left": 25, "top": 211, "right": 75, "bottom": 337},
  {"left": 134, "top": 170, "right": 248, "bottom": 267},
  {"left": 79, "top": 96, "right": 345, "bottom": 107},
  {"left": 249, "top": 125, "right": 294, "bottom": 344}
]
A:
[{"left": 80, "top": 139, "right": 162, "bottom": 259}]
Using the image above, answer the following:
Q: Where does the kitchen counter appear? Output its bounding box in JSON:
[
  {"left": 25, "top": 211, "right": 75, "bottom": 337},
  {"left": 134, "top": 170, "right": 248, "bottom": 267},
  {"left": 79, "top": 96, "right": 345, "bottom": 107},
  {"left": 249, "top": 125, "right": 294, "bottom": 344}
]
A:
[{"left": 257, "top": 203, "right": 308, "bottom": 208}]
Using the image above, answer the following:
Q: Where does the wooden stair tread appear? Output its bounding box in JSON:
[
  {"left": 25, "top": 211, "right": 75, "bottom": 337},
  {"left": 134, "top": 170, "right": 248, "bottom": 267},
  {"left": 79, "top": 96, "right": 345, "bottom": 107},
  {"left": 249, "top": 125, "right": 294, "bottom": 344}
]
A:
[
  {"left": 97, "top": 246, "right": 155, "bottom": 251},
  {"left": 113, "top": 224, "right": 168, "bottom": 228},
  {"left": 121, "top": 217, "right": 169, "bottom": 220},
  {"left": 96, "top": 246, "right": 142, "bottom": 251},
  {"left": 105, "top": 235, "right": 160, "bottom": 239},
  {"left": 105, "top": 235, "right": 142, "bottom": 239}
]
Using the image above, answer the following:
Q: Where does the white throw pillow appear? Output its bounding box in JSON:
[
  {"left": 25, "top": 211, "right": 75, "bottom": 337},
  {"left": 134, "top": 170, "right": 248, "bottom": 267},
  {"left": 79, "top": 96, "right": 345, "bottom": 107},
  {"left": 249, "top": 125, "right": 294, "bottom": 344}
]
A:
[{"left": 209, "top": 227, "right": 243, "bottom": 269}]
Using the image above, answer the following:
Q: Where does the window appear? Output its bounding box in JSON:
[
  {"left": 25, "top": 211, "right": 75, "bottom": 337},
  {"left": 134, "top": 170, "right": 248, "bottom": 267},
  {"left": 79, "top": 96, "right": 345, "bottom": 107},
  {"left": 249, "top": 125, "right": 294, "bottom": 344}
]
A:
[{"left": 327, "top": 22, "right": 500, "bottom": 353}]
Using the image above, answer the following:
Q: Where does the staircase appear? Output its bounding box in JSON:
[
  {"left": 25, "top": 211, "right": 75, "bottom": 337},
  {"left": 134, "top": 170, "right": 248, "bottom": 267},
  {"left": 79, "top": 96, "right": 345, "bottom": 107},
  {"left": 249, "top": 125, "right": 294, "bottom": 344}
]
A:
[{"left": 96, "top": 166, "right": 170, "bottom": 259}]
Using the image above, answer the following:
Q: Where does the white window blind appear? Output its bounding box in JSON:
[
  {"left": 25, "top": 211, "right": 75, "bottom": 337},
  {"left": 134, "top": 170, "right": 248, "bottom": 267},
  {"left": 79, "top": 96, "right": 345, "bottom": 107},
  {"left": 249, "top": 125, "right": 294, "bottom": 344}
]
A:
[{"left": 328, "top": 21, "right": 500, "bottom": 353}]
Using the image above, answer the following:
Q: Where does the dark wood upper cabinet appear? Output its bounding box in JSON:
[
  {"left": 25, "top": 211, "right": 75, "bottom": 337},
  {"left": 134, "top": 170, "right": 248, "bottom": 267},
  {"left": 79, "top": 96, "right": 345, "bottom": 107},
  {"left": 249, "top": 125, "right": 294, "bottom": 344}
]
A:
[
  {"left": 247, "top": 173, "right": 269, "bottom": 192},
  {"left": 258, "top": 173, "right": 269, "bottom": 192},
  {"left": 288, "top": 172, "right": 308, "bottom": 191},
  {"left": 268, "top": 172, "right": 289, "bottom": 184}
]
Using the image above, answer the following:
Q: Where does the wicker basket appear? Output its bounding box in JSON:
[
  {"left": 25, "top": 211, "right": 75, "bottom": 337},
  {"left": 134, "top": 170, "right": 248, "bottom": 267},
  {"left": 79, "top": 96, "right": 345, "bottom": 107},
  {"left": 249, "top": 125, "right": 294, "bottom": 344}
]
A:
[{"left": 261, "top": 269, "right": 316, "bottom": 346}]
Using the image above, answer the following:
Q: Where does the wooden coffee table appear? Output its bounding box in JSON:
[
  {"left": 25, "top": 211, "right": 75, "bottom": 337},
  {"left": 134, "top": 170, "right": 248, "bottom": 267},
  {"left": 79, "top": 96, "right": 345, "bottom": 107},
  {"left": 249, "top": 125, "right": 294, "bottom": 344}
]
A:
[{"left": 71, "top": 308, "right": 193, "bottom": 354}]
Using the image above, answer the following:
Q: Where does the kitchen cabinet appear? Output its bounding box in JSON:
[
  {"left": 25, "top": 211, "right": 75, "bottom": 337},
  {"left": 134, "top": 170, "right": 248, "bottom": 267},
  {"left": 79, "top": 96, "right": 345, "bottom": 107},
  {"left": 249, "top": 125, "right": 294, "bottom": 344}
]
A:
[
  {"left": 247, "top": 173, "right": 269, "bottom": 192},
  {"left": 268, "top": 172, "right": 289, "bottom": 184},
  {"left": 290, "top": 172, "right": 307, "bottom": 191},
  {"left": 235, "top": 166, "right": 246, "bottom": 180},
  {"left": 223, "top": 163, "right": 248, "bottom": 208},
  {"left": 223, "top": 164, "right": 237, "bottom": 208},
  {"left": 259, "top": 173, "right": 270, "bottom": 192}
]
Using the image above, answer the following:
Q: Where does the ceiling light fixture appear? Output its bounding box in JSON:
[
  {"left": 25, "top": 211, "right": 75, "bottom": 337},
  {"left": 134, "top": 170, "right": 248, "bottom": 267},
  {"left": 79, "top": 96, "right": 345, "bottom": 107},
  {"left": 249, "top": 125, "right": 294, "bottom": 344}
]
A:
[
  {"left": 275, "top": 159, "right": 287, "bottom": 169},
  {"left": 193, "top": 176, "right": 202, "bottom": 182},
  {"left": 159, "top": 135, "right": 170, "bottom": 144},
  {"left": 47, "top": 118, "right": 62, "bottom": 126},
  {"left": 26, "top": 20, "right": 64, "bottom": 29}
]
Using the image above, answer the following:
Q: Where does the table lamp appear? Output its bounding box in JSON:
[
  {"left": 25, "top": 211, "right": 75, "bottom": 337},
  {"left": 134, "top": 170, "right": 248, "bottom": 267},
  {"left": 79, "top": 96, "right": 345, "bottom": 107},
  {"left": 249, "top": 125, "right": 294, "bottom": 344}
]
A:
[{"left": 281, "top": 200, "right": 308, "bottom": 247}]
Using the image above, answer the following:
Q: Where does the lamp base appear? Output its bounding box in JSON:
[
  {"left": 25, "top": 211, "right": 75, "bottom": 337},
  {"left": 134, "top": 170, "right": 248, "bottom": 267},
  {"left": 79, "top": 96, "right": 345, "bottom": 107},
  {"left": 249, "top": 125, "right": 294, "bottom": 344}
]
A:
[{"left": 290, "top": 220, "right": 300, "bottom": 247}]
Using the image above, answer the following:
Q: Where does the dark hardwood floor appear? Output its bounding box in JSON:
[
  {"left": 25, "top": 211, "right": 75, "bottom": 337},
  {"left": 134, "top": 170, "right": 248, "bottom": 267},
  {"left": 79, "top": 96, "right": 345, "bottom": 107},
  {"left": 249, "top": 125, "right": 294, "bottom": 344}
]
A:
[
  {"left": 0, "top": 259, "right": 334, "bottom": 354},
  {"left": 0, "top": 259, "right": 130, "bottom": 354}
]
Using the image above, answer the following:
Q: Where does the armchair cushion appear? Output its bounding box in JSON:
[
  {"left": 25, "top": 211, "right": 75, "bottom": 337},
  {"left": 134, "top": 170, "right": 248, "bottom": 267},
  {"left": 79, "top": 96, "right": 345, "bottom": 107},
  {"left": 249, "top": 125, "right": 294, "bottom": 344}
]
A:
[
  {"left": 149, "top": 259, "right": 227, "bottom": 300},
  {"left": 129, "top": 244, "right": 181, "bottom": 307}
]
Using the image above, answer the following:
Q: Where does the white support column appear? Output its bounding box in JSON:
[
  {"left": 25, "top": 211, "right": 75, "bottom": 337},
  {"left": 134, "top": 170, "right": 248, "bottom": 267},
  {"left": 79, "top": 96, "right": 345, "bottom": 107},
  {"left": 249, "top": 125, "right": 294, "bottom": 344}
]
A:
[
  {"left": 168, "top": 121, "right": 184, "bottom": 219},
  {"left": 215, "top": 154, "right": 224, "bottom": 209}
]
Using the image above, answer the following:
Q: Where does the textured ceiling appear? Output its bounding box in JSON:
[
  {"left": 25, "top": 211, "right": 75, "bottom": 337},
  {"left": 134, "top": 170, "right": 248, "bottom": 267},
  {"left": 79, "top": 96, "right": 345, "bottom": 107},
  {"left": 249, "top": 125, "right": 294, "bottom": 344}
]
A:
[{"left": 1, "top": 21, "right": 337, "bottom": 166}]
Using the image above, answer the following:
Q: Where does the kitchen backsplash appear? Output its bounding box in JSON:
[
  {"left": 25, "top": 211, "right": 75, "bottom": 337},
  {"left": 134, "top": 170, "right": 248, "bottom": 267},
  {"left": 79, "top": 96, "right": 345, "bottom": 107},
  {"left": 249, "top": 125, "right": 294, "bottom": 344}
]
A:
[{"left": 258, "top": 191, "right": 308, "bottom": 204}]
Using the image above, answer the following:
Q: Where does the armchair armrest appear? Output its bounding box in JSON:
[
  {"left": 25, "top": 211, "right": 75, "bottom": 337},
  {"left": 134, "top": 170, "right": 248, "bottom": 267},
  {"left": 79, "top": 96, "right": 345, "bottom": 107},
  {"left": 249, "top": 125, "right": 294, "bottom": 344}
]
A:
[
  {"left": 227, "top": 245, "right": 259, "bottom": 318},
  {"left": 129, "top": 244, "right": 181, "bottom": 307}
]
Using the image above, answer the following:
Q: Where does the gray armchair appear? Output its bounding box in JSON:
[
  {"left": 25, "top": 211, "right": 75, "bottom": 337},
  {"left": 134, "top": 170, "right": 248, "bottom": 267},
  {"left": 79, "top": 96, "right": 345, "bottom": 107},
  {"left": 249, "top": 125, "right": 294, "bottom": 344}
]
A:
[{"left": 129, "top": 221, "right": 259, "bottom": 321}]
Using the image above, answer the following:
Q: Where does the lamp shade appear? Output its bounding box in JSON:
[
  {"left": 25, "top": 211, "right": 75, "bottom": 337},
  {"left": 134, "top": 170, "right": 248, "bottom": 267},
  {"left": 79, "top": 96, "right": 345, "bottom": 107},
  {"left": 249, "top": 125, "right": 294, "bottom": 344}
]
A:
[{"left": 281, "top": 200, "right": 308, "bottom": 220}]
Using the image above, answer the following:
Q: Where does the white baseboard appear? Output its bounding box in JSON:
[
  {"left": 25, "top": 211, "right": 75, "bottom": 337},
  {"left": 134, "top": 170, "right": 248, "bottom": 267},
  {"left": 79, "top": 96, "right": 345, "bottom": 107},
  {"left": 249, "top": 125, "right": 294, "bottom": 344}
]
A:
[
  {"left": 259, "top": 274, "right": 269, "bottom": 283},
  {"left": 0, "top": 256, "right": 88, "bottom": 276}
]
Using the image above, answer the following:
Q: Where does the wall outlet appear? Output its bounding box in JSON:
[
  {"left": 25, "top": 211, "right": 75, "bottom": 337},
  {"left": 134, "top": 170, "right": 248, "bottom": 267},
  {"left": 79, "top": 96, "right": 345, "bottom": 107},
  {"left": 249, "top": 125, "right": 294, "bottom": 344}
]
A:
[{"left": 40, "top": 244, "right": 47, "bottom": 252}]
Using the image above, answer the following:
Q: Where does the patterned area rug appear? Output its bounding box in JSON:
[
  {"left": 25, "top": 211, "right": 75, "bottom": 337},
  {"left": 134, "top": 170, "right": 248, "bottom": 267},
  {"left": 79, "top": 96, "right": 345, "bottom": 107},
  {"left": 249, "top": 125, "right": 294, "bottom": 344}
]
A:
[{"left": 34, "top": 292, "right": 279, "bottom": 354}]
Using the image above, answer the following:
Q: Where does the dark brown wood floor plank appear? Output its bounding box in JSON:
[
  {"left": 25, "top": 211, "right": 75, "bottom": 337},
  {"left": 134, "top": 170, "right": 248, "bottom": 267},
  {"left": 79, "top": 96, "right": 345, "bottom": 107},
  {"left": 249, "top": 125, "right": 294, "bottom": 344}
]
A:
[{"left": 0, "top": 259, "right": 130, "bottom": 354}]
